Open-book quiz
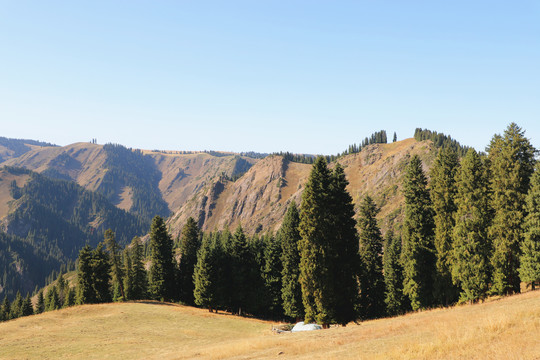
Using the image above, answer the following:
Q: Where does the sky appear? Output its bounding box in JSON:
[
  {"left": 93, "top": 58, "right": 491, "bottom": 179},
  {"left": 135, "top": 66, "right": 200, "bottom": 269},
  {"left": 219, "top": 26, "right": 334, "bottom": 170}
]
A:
[{"left": 1, "top": 1, "right": 539, "bottom": 155}]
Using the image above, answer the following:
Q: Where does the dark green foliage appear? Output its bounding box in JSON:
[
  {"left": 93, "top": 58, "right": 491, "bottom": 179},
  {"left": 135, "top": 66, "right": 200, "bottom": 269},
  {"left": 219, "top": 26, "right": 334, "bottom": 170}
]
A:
[
  {"left": 0, "top": 136, "right": 56, "bottom": 162},
  {"left": 177, "top": 218, "right": 200, "bottom": 305},
  {"left": 76, "top": 245, "right": 93, "bottom": 304},
  {"left": 1, "top": 296, "right": 11, "bottom": 321},
  {"left": 104, "top": 230, "right": 125, "bottom": 301},
  {"left": 280, "top": 201, "right": 304, "bottom": 320},
  {"left": 357, "top": 196, "right": 386, "bottom": 319},
  {"left": 36, "top": 290, "right": 45, "bottom": 314},
  {"left": 299, "top": 158, "right": 359, "bottom": 325},
  {"left": 489, "top": 123, "right": 536, "bottom": 295},
  {"left": 99, "top": 143, "right": 170, "bottom": 221},
  {"left": 76, "top": 243, "right": 111, "bottom": 304},
  {"left": 127, "top": 237, "right": 147, "bottom": 300},
  {"left": 393, "top": 132, "right": 397, "bottom": 143},
  {"left": 519, "top": 166, "right": 540, "bottom": 290},
  {"left": 148, "top": 216, "right": 176, "bottom": 301},
  {"left": 193, "top": 233, "right": 221, "bottom": 311},
  {"left": 430, "top": 148, "right": 460, "bottom": 305},
  {"left": 228, "top": 225, "right": 256, "bottom": 315},
  {"left": 452, "top": 149, "right": 491, "bottom": 302},
  {"left": 414, "top": 128, "right": 470, "bottom": 157},
  {"left": 45, "top": 286, "right": 60, "bottom": 311},
  {"left": 63, "top": 287, "right": 75, "bottom": 308},
  {"left": 401, "top": 155, "right": 436, "bottom": 310},
  {"left": 10, "top": 291, "right": 23, "bottom": 318},
  {"left": 261, "top": 233, "right": 283, "bottom": 319},
  {"left": 22, "top": 294, "right": 34, "bottom": 316},
  {"left": 383, "top": 230, "right": 407, "bottom": 315}
]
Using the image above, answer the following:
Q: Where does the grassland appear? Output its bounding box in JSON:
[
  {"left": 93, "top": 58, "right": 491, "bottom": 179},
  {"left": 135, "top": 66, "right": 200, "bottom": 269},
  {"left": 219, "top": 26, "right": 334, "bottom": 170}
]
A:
[{"left": 1, "top": 290, "right": 539, "bottom": 359}]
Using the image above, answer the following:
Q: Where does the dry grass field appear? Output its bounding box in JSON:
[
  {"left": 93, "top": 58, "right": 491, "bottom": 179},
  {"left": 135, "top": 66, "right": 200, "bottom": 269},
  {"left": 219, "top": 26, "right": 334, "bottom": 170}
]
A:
[{"left": 1, "top": 290, "right": 539, "bottom": 359}]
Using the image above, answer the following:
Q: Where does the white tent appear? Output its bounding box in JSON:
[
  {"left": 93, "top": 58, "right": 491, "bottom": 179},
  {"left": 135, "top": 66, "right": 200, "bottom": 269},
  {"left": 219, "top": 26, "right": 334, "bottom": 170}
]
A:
[{"left": 291, "top": 322, "right": 322, "bottom": 332}]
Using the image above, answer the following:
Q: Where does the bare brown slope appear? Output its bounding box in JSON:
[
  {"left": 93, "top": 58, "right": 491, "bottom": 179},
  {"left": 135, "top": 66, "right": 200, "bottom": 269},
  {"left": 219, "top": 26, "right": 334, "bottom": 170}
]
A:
[
  {"left": 169, "top": 138, "right": 437, "bottom": 236},
  {"left": 0, "top": 169, "right": 30, "bottom": 220}
]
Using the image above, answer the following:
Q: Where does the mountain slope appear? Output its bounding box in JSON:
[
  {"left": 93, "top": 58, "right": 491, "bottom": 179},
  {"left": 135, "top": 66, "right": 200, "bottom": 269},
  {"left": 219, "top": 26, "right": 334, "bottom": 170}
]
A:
[{"left": 1, "top": 290, "right": 538, "bottom": 359}]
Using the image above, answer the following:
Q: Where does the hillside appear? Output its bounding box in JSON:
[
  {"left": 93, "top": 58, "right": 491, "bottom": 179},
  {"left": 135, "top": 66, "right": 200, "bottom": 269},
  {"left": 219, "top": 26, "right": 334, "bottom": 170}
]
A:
[
  {"left": 168, "top": 138, "right": 437, "bottom": 236},
  {"left": 1, "top": 290, "right": 538, "bottom": 359}
]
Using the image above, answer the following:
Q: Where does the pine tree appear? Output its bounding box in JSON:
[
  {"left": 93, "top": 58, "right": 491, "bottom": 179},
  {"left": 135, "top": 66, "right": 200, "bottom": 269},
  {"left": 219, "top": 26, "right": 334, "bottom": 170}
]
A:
[
  {"left": 10, "top": 291, "right": 23, "bottom": 319},
  {"left": 123, "top": 248, "right": 133, "bottom": 300},
  {"left": 401, "top": 155, "right": 436, "bottom": 310},
  {"left": 56, "top": 273, "right": 67, "bottom": 305},
  {"left": 430, "top": 148, "right": 460, "bottom": 305},
  {"left": 45, "top": 287, "right": 60, "bottom": 311},
  {"left": 63, "top": 287, "right": 76, "bottom": 308},
  {"left": 228, "top": 225, "right": 254, "bottom": 315},
  {"left": 280, "top": 201, "right": 304, "bottom": 321},
  {"left": 193, "top": 233, "right": 220, "bottom": 312},
  {"left": 178, "top": 217, "right": 200, "bottom": 305},
  {"left": 452, "top": 149, "right": 491, "bottom": 302},
  {"left": 76, "top": 245, "right": 94, "bottom": 304},
  {"left": 22, "top": 295, "right": 34, "bottom": 316},
  {"left": 148, "top": 216, "right": 176, "bottom": 301},
  {"left": 104, "top": 229, "right": 125, "bottom": 301},
  {"left": 393, "top": 132, "right": 397, "bottom": 143},
  {"left": 489, "top": 123, "right": 536, "bottom": 295},
  {"left": 262, "top": 232, "right": 283, "bottom": 319},
  {"left": 91, "top": 243, "right": 112, "bottom": 303},
  {"left": 357, "top": 195, "right": 385, "bottom": 319},
  {"left": 519, "top": 166, "right": 540, "bottom": 290},
  {"left": 129, "top": 237, "right": 147, "bottom": 300},
  {"left": 299, "top": 157, "right": 359, "bottom": 326},
  {"left": 383, "top": 229, "right": 407, "bottom": 315},
  {"left": 1, "top": 297, "right": 11, "bottom": 321},
  {"left": 36, "top": 289, "right": 45, "bottom": 314}
]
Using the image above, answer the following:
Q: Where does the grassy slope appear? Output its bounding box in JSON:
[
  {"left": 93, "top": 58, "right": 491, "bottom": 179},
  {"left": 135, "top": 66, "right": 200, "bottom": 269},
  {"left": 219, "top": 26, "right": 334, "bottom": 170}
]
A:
[{"left": 1, "top": 290, "right": 539, "bottom": 360}]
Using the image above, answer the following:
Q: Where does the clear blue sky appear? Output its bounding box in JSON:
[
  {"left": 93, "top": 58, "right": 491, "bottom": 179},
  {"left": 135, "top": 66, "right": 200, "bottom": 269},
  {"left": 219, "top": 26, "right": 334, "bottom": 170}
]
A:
[{"left": 1, "top": 1, "right": 539, "bottom": 154}]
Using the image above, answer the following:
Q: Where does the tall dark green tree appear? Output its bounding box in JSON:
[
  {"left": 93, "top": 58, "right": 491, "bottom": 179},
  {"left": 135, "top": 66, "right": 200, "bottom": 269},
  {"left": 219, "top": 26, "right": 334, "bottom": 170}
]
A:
[
  {"left": 22, "top": 295, "right": 34, "bottom": 316},
  {"left": 261, "top": 232, "right": 283, "bottom": 319},
  {"left": 76, "top": 245, "right": 94, "bottom": 304},
  {"left": 383, "top": 229, "right": 407, "bottom": 315},
  {"left": 104, "top": 229, "right": 125, "bottom": 301},
  {"left": 193, "top": 233, "right": 221, "bottom": 312},
  {"left": 91, "top": 243, "right": 112, "bottom": 303},
  {"left": 489, "top": 123, "right": 536, "bottom": 295},
  {"left": 45, "top": 286, "right": 60, "bottom": 311},
  {"left": 129, "top": 237, "right": 147, "bottom": 300},
  {"left": 35, "top": 289, "right": 45, "bottom": 314},
  {"left": 1, "top": 297, "right": 11, "bottom": 321},
  {"left": 228, "top": 225, "right": 255, "bottom": 315},
  {"left": 430, "top": 148, "right": 460, "bottom": 305},
  {"left": 10, "top": 291, "right": 23, "bottom": 318},
  {"left": 148, "top": 216, "right": 176, "bottom": 301},
  {"left": 357, "top": 195, "right": 385, "bottom": 319},
  {"left": 452, "top": 149, "right": 491, "bottom": 302},
  {"left": 519, "top": 166, "right": 540, "bottom": 290},
  {"left": 401, "top": 155, "right": 436, "bottom": 310},
  {"left": 280, "top": 201, "right": 304, "bottom": 321},
  {"left": 299, "top": 157, "right": 359, "bottom": 326},
  {"left": 178, "top": 217, "right": 200, "bottom": 305}
]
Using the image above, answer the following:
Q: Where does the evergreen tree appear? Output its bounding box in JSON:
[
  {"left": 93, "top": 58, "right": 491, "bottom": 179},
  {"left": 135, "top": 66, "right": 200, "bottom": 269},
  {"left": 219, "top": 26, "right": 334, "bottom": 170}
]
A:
[
  {"left": 383, "top": 229, "right": 407, "bottom": 315},
  {"left": 22, "top": 295, "right": 34, "bottom": 316},
  {"left": 56, "top": 272, "right": 67, "bottom": 305},
  {"left": 63, "top": 287, "right": 76, "bottom": 308},
  {"left": 489, "top": 123, "right": 536, "bottom": 295},
  {"left": 452, "top": 149, "right": 491, "bottom": 302},
  {"left": 228, "top": 225, "right": 254, "bottom": 315},
  {"left": 357, "top": 195, "right": 385, "bottom": 319},
  {"left": 45, "top": 286, "right": 60, "bottom": 311},
  {"left": 430, "top": 148, "right": 460, "bottom": 305},
  {"left": 10, "top": 291, "right": 23, "bottom": 319},
  {"left": 262, "top": 232, "right": 283, "bottom": 319},
  {"left": 1, "top": 297, "right": 11, "bottom": 321},
  {"left": 123, "top": 247, "right": 133, "bottom": 300},
  {"left": 280, "top": 201, "right": 304, "bottom": 321},
  {"left": 148, "top": 216, "right": 176, "bottom": 301},
  {"left": 299, "top": 158, "right": 359, "bottom": 326},
  {"left": 393, "top": 132, "right": 397, "bottom": 143},
  {"left": 76, "top": 245, "right": 94, "bottom": 304},
  {"left": 193, "top": 233, "right": 220, "bottom": 312},
  {"left": 104, "top": 229, "right": 125, "bottom": 301},
  {"left": 519, "top": 166, "right": 540, "bottom": 290},
  {"left": 401, "top": 155, "right": 436, "bottom": 310},
  {"left": 178, "top": 217, "right": 200, "bottom": 305},
  {"left": 36, "top": 289, "right": 45, "bottom": 314},
  {"left": 129, "top": 237, "right": 147, "bottom": 300},
  {"left": 91, "top": 243, "right": 112, "bottom": 303}
]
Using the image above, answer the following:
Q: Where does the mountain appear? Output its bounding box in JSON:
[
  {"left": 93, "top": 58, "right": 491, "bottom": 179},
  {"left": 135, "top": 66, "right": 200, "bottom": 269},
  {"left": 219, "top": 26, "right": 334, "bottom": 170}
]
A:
[{"left": 0, "top": 137, "right": 57, "bottom": 163}]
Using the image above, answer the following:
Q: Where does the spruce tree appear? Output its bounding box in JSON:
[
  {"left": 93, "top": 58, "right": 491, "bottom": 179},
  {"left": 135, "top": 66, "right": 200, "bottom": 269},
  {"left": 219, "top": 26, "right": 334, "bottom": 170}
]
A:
[
  {"left": 1, "top": 297, "right": 11, "bottom": 321},
  {"left": 178, "top": 217, "right": 200, "bottom": 305},
  {"left": 76, "top": 245, "right": 94, "bottom": 304},
  {"left": 280, "top": 201, "right": 304, "bottom": 321},
  {"left": 452, "top": 149, "right": 491, "bottom": 302},
  {"left": 123, "top": 247, "right": 133, "bottom": 300},
  {"left": 401, "top": 155, "right": 436, "bottom": 310},
  {"left": 193, "top": 233, "right": 220, "bottom": 312},
  {"left": 299, "top": 158, "right": 359, "bottom": 326},
  {"left": 357, "top": 195, "right": 385, "bottom": 319},
  {"left": 22, "top": 295, "right": 34, "bottom": 316},
  {"left": 519, "top": 166, "right": 540, "bottom": 290},
  {"left": 262, "top": 232, "right": 283, "bottom": 319},
  {"left": 36, "top": 289, "right": 45, "bottom": 314},
  {"left": 63, "top": 287, "right": 76, "bottom": 308},
  {"left": 104, "top": 229, "right": 125, "bottom": 301},
  {"left": 383, "top": 229, "right": 407, "bottom": 315},
  {"left": 430, "top": 148, "right": 460, "bottom": 305},
  {"left": 129, "top": 237, "right": 147, "bottom": 300},
  {"left": 148, "top": 216, "right": 176, "bottom": 301},
  {"left": 45, "top": 287, "right": 60, "bottom": 311},
  {"left": 11, "top": 291, "right": 23, "bottom": 318},
  {"left": 393, "top": 132, "right": 397, "bottom": 143},
  {"left": 228, "top": 225, "right": 254, "bottom": 315},
  {"left": 91, "top": 243, "right": 112, "bottom": 303},
  {"left": 489, "top": 123, "right": 536, "bottom": 295}
]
